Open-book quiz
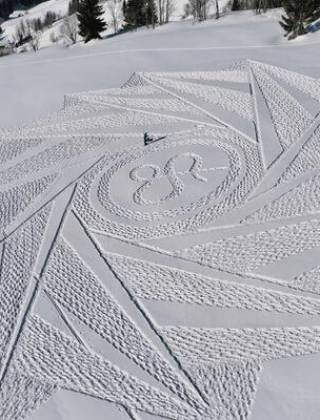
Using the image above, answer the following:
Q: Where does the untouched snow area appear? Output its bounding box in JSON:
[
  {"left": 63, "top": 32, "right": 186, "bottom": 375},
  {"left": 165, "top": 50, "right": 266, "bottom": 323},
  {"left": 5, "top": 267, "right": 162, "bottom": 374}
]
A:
[{"left": 2, "top": 7, "right": 320, "bottom": 420}]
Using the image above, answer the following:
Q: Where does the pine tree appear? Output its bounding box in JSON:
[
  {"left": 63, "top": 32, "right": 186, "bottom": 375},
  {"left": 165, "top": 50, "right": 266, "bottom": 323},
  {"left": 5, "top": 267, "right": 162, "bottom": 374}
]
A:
[
  {"left": 144, "top": 0, "right": 158, "bottom": 27},
  {"left": 77, "top": 0, "right": 106, "bottom": 42},
  {"left": 124, "top": 0, "right": 145, "bottom": 27},
  {"left": 231, "top": 0, "right": 241, "bottom": 10},
  {"left": 0, "top": 25, "right": 5, "bottom": 42},
  {"left": 123, "top": 0, "right": 157, "bottom": 28},
  {"left": 280, "top": 0, "right": 320, "bottom": 39}
]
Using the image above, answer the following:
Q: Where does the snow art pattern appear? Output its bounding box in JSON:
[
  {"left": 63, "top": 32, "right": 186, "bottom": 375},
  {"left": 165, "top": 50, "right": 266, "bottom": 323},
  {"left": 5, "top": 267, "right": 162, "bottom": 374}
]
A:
[{"left": 1, "top": 60, "right": 320, "bottom": 419}]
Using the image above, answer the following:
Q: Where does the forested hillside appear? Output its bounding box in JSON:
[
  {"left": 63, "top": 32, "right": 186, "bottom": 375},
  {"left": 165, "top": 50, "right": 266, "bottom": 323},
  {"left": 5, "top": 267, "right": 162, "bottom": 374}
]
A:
[{"left": 0, "top": 0, "right": 49, "bottom": 19}]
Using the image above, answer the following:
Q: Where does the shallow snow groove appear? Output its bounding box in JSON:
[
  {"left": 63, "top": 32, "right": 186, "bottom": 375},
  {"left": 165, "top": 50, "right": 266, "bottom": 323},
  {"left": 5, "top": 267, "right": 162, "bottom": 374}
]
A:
[{"left": 1, "top": 61, "right": 320, "bottom": 420}]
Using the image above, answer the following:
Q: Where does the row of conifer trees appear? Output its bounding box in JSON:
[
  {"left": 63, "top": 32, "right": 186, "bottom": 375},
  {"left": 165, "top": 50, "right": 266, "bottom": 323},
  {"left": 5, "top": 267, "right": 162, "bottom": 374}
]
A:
[
  {"left": 76, "top": 0, "right": 158, "bottom": 42},
  {"left": 2, "top": 0, "right": 320, "bottom": 47},
  {"left": 76, "top": 0, "right": 320, "bottom": 43},
  {"left": 280, "top": 0, "right": 320, "bottom": 39}
]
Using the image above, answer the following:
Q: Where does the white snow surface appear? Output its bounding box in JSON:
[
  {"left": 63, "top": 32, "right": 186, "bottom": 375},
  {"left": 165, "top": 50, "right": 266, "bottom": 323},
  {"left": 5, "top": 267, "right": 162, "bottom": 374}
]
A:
[{"left": 2, "top": 8, "right": 320, "bottom": 420}]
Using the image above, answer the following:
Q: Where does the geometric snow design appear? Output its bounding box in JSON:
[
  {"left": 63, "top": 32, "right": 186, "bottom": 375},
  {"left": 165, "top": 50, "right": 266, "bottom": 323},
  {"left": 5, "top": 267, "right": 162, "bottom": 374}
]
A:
[
  {"left": 292, "top": 265, "right": 320, "bottom": 295},
  {"left": 187, "top": 360, "right": 262, "bottom": 420},
  {"left": 244, "top": 173, "right": 320, "bottom": 224},
  {"left": 176, "top": 218, "right": 320, "bottom": 274},
  {"left": 1, "top": 61, "right": 320, "bottom": 420},
  {"left": 106, "top": 252, "right": 320, "bottom": 314}
]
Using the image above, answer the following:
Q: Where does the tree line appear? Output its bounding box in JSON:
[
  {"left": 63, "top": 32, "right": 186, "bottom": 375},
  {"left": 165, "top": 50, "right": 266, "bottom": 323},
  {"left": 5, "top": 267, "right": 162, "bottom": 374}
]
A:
[
  {"left": 76, "top": 0, "right": 320, "bottom": 42},
  {"left": 1, "top": 0, "right": 320, "bottom": 54},
  {"left": 0, "top": 0, "right": 47, "bottom": 20}
]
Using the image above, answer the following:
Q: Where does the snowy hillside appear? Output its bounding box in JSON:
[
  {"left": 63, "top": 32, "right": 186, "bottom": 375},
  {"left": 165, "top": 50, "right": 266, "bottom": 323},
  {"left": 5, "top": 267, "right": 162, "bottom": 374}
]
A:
[
  {"left": 2, "top": 6, "right": 320, "bottom": 129},
  {"left": 1, "top": 0, "right": 231, "bottom": 48},
  {"left": 3, "top": 0, "right": 70, "bottom": 39}
]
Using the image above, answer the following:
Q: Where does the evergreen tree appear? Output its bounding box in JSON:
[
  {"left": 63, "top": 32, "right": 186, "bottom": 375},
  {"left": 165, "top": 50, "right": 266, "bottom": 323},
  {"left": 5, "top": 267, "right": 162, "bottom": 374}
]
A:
[
  {"left": 123, "top": 0, "right": 145, "bottom": 27},
  {"left": 280, "top": 0, "right": 320, "bottom": 39},
  {"left": 123, "top": 0, "right": 157, "bottom": 28},
  {"left": 77, "top": 0, "right": 106, "bottom": 42},
  {"left": 0, "top": 25, "right": 5, "bottom": 42},
  {"left": 144, "top": 0, "right": 158, "bottom": 27},
  {"left": 231, "top": 0, "right": 241, "bottom": 10}
]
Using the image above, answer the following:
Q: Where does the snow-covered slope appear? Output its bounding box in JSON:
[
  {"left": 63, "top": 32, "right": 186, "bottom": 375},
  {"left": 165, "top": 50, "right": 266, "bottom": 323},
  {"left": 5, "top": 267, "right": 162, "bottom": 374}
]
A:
[
  {"left": 0, "top": 2, "right": 272, "bottom": 40},
  {"left": 2, "top": 0, "right": 231, "bottom": 46},
  {"left": 0, "top": 7, "right": 320, "bottom": 129},
  {"left": 3, "top": 0, "right": 70, "bottom": 38}
]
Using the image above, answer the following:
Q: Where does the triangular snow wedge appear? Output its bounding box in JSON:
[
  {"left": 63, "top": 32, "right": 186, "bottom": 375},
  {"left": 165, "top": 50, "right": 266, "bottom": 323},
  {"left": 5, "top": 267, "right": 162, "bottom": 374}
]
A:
[{"left": 249, "top": 61, "right": 314, "bottom": 150}]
